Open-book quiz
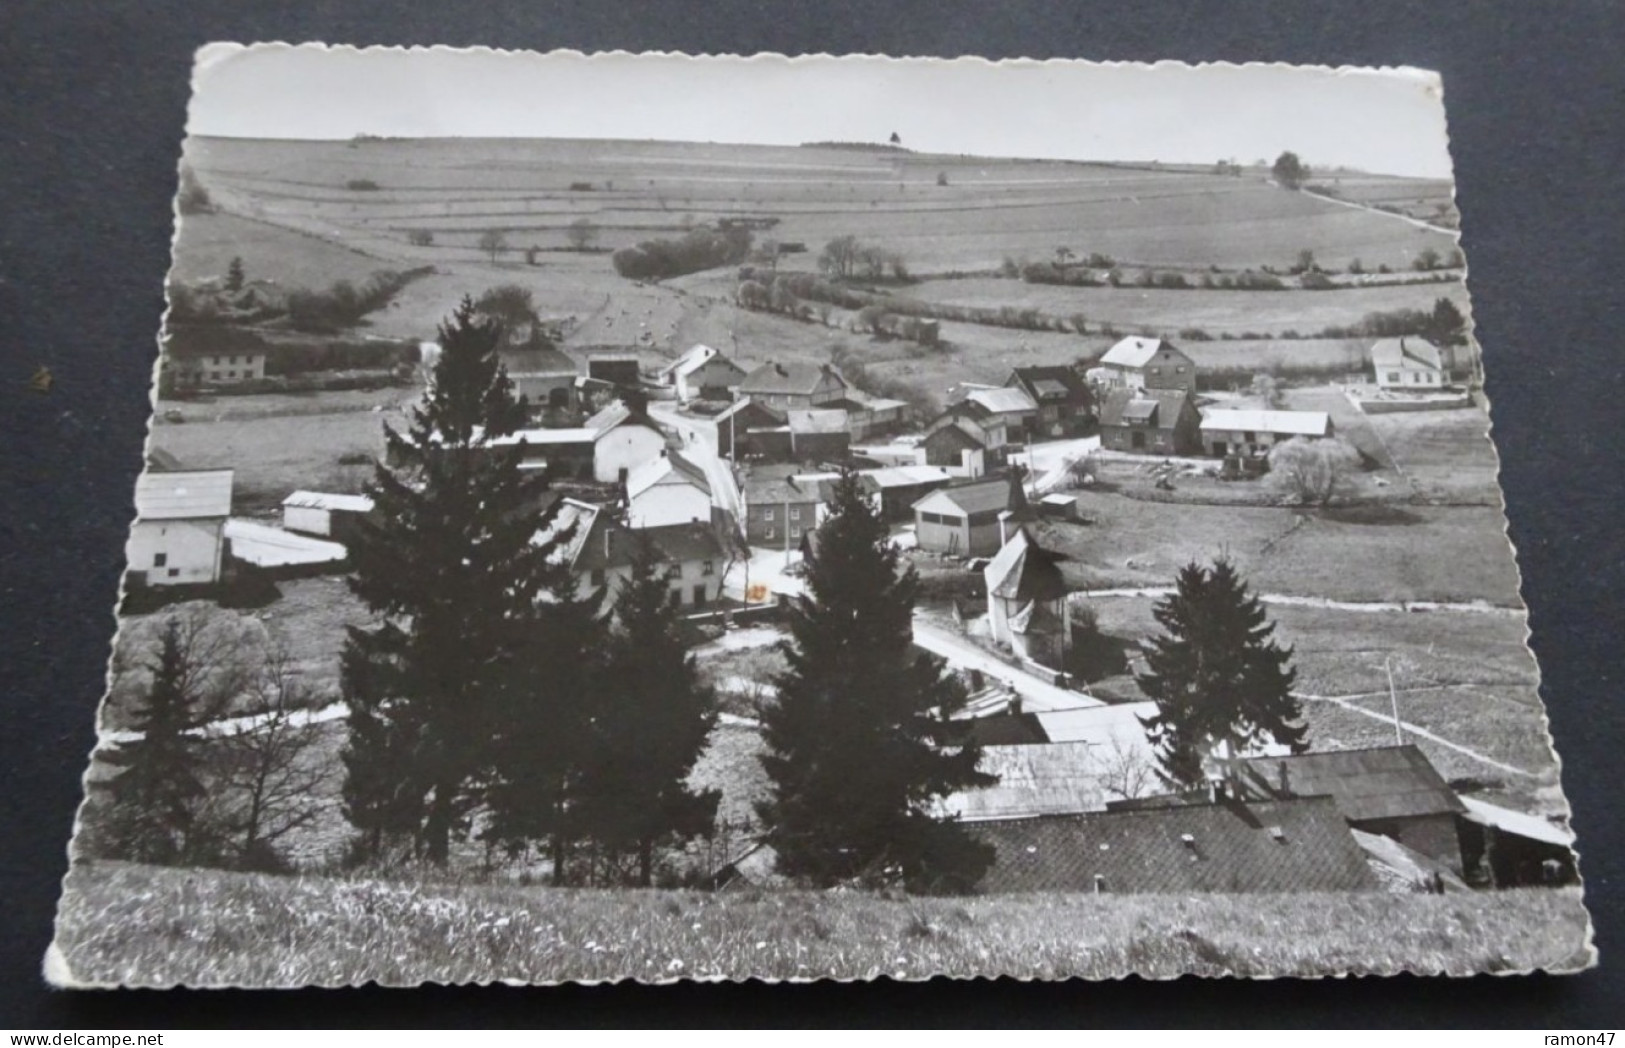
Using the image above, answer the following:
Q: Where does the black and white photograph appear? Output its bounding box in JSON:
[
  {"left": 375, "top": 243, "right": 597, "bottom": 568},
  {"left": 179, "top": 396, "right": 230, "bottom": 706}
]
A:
[{"left": 46, "top": 45, "right": 1593, "bottom": 987}]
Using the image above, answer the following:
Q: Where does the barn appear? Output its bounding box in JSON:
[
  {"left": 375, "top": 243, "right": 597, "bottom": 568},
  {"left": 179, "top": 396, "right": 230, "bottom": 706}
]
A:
[
  {"left": 126, "top": 469, "right": 233, "bottom": 588},
  {"left": 1094, "top": 336, "right": 1197, "bottom": 393},
  {"left": 1098, "top": 387, "right": 1202, "bottom": 455},
  {"left": 912, "top": 475, "right": 1023, "bottom": 557},
  {"left": 1199, "top": 408, "right": 1333, "bottom": 457}
]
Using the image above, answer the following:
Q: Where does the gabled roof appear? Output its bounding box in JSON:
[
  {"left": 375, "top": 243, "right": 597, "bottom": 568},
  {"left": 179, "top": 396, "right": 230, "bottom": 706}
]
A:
[
  {"left": 661, "top": 343, "right": 745, "bottom": 381},
  {"left": 145, "top": 447, "right": 185, "bottom": 472},
  {"left": 1099, "top": 387, "right": 1193, "bottom": 430},
  {"left": 1200, "top": 408, "right": 1331, "bottom": 437},
  {"left": 547, "top": 499, "right": 725, "bottom": 573},
  {"left": 923, "top": 421, "right": 986, "bottom": 452},
  {"left": 500, "top": 346, "right": 578, "bottom": 377},
  {"left": 626, "top": 451, "right": 712, "bottom": 500},
  {"left": 863, "top": 465, "right": 951, "bottom": 489},
  {"left": 282, "top": 490, "right": 375, "bottom": 514},
  {"left": 1236, "top": 745, "right": 1465, "bottom": 823},
  {"left": 1008, "top": 365, "right": 1091, "bottom": 404},
  {"left": 971, "top": 796, "right": 1379, "bottom": 894},
  {"left": 743, "top": 473, "right": 821, "bottom": 505},
  {"left": 224, "top": 519, "right": 346, "bottom": 568},
  {"left": 134, "top": 469, "right": 233, "bottom": 520},
  {"left": 585, "top": 400, "right": 665, "bottom": 437},
  {"left": 913, "top": 476, "right": 1017, "bottom": 516},
  {"left": 984, "top": 528, "right": 1067, "bottom": 602},
  {"left": 1100, "top": 336, "right": 1175, "bottom": 369},
  {"left": 715, "top": 398, "right": 786, "bottom": 427},
  {"left": 962, "top": 386, "right": 1039, "bottom": 416},
  {"left": 1370, "top": 336, "right": 1445, "bottom": 371},
  {"left": 1031, "top": 701, "right": 1161, "bottom": 748},
  {"left": 736, "top": 361, "right": 845, "bottom": 397},
  {"left": 934, "top": 742, "right": 1107, "bottom": 822},
  {"left": 786, "top": 409, "right": 850, "bottom": 434}
]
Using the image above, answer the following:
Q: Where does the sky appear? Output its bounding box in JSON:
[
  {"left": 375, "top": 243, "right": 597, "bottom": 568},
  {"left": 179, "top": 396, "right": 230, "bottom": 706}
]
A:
[{"left": 188, "top": 46, "right": 1454, "bottom": 178}]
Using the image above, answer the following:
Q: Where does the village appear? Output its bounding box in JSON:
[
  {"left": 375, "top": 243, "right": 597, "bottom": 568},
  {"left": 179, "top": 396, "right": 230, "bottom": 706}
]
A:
[{"left": 124, "top": 257, "right": 1575, "bottom": 899}]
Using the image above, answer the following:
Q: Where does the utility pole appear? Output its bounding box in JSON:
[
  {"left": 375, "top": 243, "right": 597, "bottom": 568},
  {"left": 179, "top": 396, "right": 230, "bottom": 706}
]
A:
[{"left": 1386, "top": 656, "right": 1404, "bottom": 745}]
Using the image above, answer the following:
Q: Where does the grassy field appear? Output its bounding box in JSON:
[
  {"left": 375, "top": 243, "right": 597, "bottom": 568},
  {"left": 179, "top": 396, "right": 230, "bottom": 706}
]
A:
[
  {"left": 50, "top": 861, "right": 1591, "bottom": 987},
  {"left": 905, "top": 277, "right": 1469, "bottom": 338},
  {"left": 167, "top": 210, "right": 396, "bottom": 290},
  {"left": 1364, "top": 403, "right": 1505, "bottom": 503},
  {"left": 151, "top": 387, "right": 409, "bottom": 512}
]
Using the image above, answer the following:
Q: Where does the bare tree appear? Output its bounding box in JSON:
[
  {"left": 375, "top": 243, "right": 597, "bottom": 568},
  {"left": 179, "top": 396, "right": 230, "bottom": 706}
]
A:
[
  {"left": 105, "top": 605, "right": 259, "bottom": 731},
  {"left": 565, "top": 218, "right": 598, "bottom": 252},
  {"left": 1249, "top": 372, "right": 1283, "bottom": 408},
  {"left": 1098, "top": 734, "right": 1158, "bottom": 804},
  {"left": 478, "top": 228, "right": 508, "bottom": 263},
  {"left": 205, "top": 645, "right": 331, "bottom": 870},
  {"left": 1268, "top": 436, "right": 1361, "bottom": 506}
]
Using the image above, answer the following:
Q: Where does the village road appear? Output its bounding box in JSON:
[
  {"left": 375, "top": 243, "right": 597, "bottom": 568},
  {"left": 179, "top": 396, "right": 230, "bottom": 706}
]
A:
[
  {"left": 911, "top": 614, "right": 1104, "bottom": 712},
  {"left": 1009, "top": 436, "right": 1100, "bottom": 495}
]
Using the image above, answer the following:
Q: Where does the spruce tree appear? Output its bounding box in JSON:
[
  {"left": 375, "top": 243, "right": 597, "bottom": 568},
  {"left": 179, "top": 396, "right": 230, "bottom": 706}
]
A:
[
  {"left": 341, "top": 296, "right": 565, "bottom": 864},
  {"left": 576, "top": 537, "right": 720, "bottom": 886},
  {"left": 225, "top": 256, "right": 245, "bottom": 293},
  {"left": 756, "top": 469, "right": 994, "bottom": 892},
  {"left": 101, "top": 619, "right": 208, "bottom": 864},
  {"left": 1137, "top": 557, "right": 1308, "bottom": 789}
]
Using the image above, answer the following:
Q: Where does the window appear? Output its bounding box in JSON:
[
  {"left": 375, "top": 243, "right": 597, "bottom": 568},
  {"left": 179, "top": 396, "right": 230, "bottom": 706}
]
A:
[
  {"left": 227, "top": 371, "right": 236, "bottom": 379},
  {"left": 1149, "top": 366, "right": 1161, "bottom": 376},
  {"left": 1176, "top": 366, "right": 1187, "bottom": 374},
  {"left": 762, "top": 507, "right": 775, "bottom": 521},
  {"left": 702, "top": 560, "right": 715, "bottom": 576},
  {"left": 789, "top": 526, "right": 801, "bottom": 539},
  {"left": 167, "top": 568, "right": 180, "bottom": 578},
  {"left": 1387, "top": 372, "right": 1401, "bottom": 383},
  {"left": 1244, "top": 431, "right": 1257, "bottom": 443},
  {"left": 764, "top": 527, "right": 776, "bottom": 540},
  {"left": 212, "top": 356, "right": 221, "bottom": 365},
  {"left": 693, "top": 584, "right": 707, "bottom": 606},
  {"left": 153, "top": 552, "right": 168, "bottom": 568},
  {"left": 590, "top": 568, "right": 606, "bottom": 588},
  {"left": 668, "top": 588, "right": 682, "bottom": 608},
  {"left": 209, "top": 371, "right": 221, "bottom": 381},
  {"left": 789, "top": 506, "right": 801, "bottom": 521}
]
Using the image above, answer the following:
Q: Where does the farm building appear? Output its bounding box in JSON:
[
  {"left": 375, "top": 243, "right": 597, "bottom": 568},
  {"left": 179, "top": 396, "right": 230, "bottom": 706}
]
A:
[
  {"left": 949, "top": 386, "right": 1039, "bottom": 442},
  {"left": 921, "top": 420, "right": 990, "bottom": 478},
  {"left": 586, "top": 350, "right": 642, "bottom": 389},
  {"left": 735, "top": 361, "right": 848, "bottom": 411},
  {"left": 984, "top": 528, "right": 1070, "bottom": 670},
  {"left": 829, "top": 390, "right": 910, "bottom": 440},
  {"left": 160, "top": 328, "right": 268, "bottom": 390},
  {"left": 969, "top": 797, "right": 1379, "bottom": 895},
  {"left": 1236, "top": 746, "right": 1468, "bottom": 875},
  {"left": 546, "top": 498, "right": 728, "bottom": 611},
  {"left": 1199, "top": 408, "right": 1333, "bottom": 457},
  {"left": 747, "top": 409, "right": 852, "bottom": 463},
  {"left": 126, "top": 469, "right": 233, "bottom": 588},
  {"left": 1098, "top": 387, "right": 1202, "bottom": 455},
  {"left": 626, "top": 450, "right": 714, "bottom": 529},
  {"left": 926, "top": 404, "right": 1012, "bottom": 466},
  {"left": 659, "top": 344, "right": 747, "bottom": 403},
  {"left": 1094, "top": 337, "right": 1197, "bottom": 393},
  {"left": 742, "top": 472, "right": 822, "bottom": 547},
  {"left": 1006, "top": 366, "right": 1095, "bottom": 438},
  {"left": 1371, "top": 336, "right": 1447, "bottom": 390},
  {"left": 1457, "top": 796, "right": 1579, "bottom": 888},
  {"left": 859, "top": 465, "right": 953, "bottom": 522},
  {"left": 224, "top": 519, "right": 348, "bottom": 576},
  {"left": 281, "top": 490, "right": 375, "bottom": 540},
  {"left": 706, "top": 398, "right": 786, "bottom": 460},
  {"left": 912, "top": 474, "right": 1025, "bottom": 557},
  {"left": 501, "top": 346, "right": 580, "bottom": 413}
]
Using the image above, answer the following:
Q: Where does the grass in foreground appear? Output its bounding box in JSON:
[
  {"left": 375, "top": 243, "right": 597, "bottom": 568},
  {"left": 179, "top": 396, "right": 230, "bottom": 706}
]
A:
[{"left": 51, "top": 861, "right": 1592, "bottom": 988}]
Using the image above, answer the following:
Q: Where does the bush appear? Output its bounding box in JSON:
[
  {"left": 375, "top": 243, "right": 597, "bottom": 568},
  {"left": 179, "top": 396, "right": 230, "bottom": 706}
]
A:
[
  {"left": 406, "top": 229, "right": 434, "bottom": 247},
  {"left": 346, "top": 179, "right": 381, "bottom": 191},
  {"left": 612, "top": 226, "right": 752, "bottom": 281},
  {"left": 176, "top": 166, "right": 213, "bottom": 215},
  {"left": 1299, "top": 271, "right": 1336, "bottom": 290},
  {"left": 285, "top": 267, "right": 432, "bottom": 333},
  {"left": 568, "top": 182, "right": 596, "bottom": 192},
  {"left": 1269, "top": 436, "right": 1362, "bottom": 506}
]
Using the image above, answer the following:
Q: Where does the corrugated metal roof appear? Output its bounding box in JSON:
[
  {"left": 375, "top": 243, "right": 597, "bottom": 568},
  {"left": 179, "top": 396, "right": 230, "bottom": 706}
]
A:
[
  {"left": 500, "top": 346, "right": 578, "bottom": 376},
  {"left": 1237, "top": 745, "right": 1465, "bottom": 823},
  {"left": 1460, "top": 796, "right": 1575, "bottom": 848},
  {"left": 134, "top": 469, "right": 233, "bottom": 520},
  {"left": 1370, "top": 336, "right": 1444, "bottom": 371},
  {"left": 282, "top": 490, "right": 374, "bottom": 514},
  {"left": 224, "top": 519, "right": 346, "bottom": 567},
  {"left": 1200, "top": 408, "right": 1331, "bottom": 437},
  {"left": 934, "top": 742, "right": 1107, "bottom": 822},
  {"left": 627, "top": 452, "right": 712, "bottom": 500},
  {"left": 1034, "top": 701, "right": 1160, "bottom": 748},
  {"left": 863, "top": 464, "right": 951, "bottom": 488},
  {"left": 972, "top": 796, "right": 1380, "bottom": 894}
]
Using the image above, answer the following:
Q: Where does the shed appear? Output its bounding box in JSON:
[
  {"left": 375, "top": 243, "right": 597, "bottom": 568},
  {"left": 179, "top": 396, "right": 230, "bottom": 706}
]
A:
[
  {"left": 1199, "top": 409, "right": 1333, "bottom": 457},
  {"left": 912, "top": 475, "right": 1024, "bottom": 557},
  {"left": 224, "top": 519, "right": 348, "bottom": 576},
  {"left": 281, "top": 490, "right": 375, "bottom": 539},
  {"left": 126, "top": 469, "right": 233, "bottom": 588}
]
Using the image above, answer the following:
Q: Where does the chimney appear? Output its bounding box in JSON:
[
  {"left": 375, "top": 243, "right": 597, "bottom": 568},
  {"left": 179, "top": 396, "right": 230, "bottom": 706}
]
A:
[
  {"left": 774, "top": 363, "right": 787, "bottom": 377},
  {"left": 1008, "top": 695, "right": 1023, "bottom": 717},
  {"left": 1278, "top": 763, "right": 1290, "bottom": 795},
  {"left": 997, "top": 509, "right": 1014, "bottom": 547}
]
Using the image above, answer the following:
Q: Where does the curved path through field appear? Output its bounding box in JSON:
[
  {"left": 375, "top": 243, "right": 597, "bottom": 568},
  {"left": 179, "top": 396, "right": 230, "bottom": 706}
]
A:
[{"left": 1300, "top": 187, "right": 1460, "bottom": 238}]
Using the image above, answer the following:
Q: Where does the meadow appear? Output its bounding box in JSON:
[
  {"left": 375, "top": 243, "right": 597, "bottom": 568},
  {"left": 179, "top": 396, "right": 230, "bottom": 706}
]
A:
[{"left": 51, "top": 861, "right": 1591, "bottom": 987}]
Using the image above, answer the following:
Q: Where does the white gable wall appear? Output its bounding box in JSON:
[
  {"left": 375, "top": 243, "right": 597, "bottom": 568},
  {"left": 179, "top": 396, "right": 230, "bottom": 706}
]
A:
[{"left": 127, "top": 518, "right": 225, "bottom": 586}]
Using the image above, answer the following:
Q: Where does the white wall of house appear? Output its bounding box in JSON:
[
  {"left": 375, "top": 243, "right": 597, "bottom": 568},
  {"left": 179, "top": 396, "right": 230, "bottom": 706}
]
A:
[
  {"left": 593, "top": 425, "right": 668, "bottom": 484},
  {"left": 282, "top": 504, "right": 332, "bottom": 536},
  {"left": 629, "top": 482, "right": 712, "bottom": 528},
  {"left": 1375, "top": 366, "right": 1444, "bottom": 390},
  {"left": 127, "top": 518, "right": 225, "bottom": 586},
  {"left": 677, "top": 360, "right": 743, "bottom": 402},
  {"left": 196, "top": 353, "right": 267, "bottom": 384}
]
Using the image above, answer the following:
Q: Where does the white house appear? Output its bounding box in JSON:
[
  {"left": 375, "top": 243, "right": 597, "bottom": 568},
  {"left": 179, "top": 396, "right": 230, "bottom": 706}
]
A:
[
  {"left": 583, "top": 401, "right": 671, "bottom": 484},
  {"left": 126, "top": 469, "right": 233, "bottom": 587},
  {"left": 1093, "top": 336, "right": 1197, "bottom": 393},
  {"left": 281, "top": 490, "right": 375, "bottom": 538},
  {"left": 659, "top": 344, "right": 747, "bottom": 403},
  {"left": 544, "top": 498, "right": 728, "bottom": 611},
  {"left": 626, "top": 450, "right": 714, "bottom": 529},
  {"left": 1370, "top": 337, "right": 1447, "bottom": 390}
]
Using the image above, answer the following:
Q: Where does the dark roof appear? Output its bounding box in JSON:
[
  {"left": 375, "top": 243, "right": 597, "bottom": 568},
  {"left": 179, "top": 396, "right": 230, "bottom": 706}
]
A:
[
  {"left": 1099, "top": 387, "right": 1194, "bottom": 430},
  {"left": 502, "top": 346, "right": 578, "bottom": 377},
  {"left": 568, "top": 506, "right": 725, "bottom": 572},
  {"left": 985, "top": 528, "right": 1068, "bottom": 602},
  {"left": 972, "top": 797, "right": 1379, "bottom": 894},
  {"left": 1236, "top": 745, "right": 1466, "bottom": 823},
  {"left": 737, "top": 362, "right": 845, "bottom": 397},
  {"left": 1370, "top": 337, "right": 1444, "bottom": 371},
  {"left": 1008, "top": 366, "right": 1092, "bottom": 405},
  {"left": 145, "top": 447, "right": 185, "bottom": 472},
  {"left": 923, "top": 422, "right": 986, "bottom": 453},
  {"left": 929, "top": 713, "right": 1049, "bottom": 747},
  {"left": 744, "top": 473, "right": 821, "bottom": 505}
]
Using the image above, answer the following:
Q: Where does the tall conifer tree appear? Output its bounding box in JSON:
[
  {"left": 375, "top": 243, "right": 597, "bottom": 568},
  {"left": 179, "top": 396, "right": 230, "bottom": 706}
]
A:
[
  {"left": 756, "top": 470, "right": 994, "bottom": 892},
  {"left": 341, "top": 297, "right": 567, "bottom": 863},
  {"left": 575, "top": 537, "right": 720, "bottom": 886},
  {"left": 102, "top": 619, "right": 208, "bottom": 864},
  {"left": 1137, "top": 557, "right": 1308, "bottom": 788}
]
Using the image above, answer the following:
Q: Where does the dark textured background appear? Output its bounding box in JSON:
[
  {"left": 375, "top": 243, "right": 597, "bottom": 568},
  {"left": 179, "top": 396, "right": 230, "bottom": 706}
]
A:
[{"left": 2, "top": 0, "right": 1620, "bottom": 1028}]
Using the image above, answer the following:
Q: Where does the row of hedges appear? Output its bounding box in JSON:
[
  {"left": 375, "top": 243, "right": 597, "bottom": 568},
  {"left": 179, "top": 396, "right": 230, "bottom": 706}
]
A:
[
  {"left": 286, "top": 267, "right": 434, "bottom": 333},
  {"left": 611, "top": 226, "right": 752, "bottom": 280}
]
